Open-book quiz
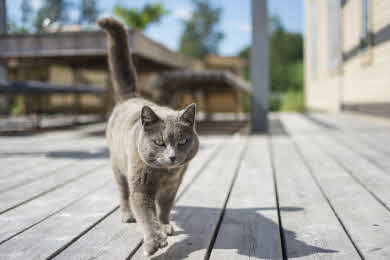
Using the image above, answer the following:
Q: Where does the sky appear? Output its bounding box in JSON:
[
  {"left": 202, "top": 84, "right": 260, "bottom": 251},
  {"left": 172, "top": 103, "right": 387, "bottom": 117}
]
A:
[{"left": 7, "top": 0, "right": 303, "bottom": 56}]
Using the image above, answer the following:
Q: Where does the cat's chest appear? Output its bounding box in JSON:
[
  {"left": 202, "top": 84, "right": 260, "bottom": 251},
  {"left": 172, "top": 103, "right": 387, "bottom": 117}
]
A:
[{"left": 131, "top": 165, "right": 184, "bottom": 193}]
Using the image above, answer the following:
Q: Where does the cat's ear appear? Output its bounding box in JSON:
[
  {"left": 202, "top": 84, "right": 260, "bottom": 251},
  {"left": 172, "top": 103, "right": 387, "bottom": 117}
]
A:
[
  {"left": 179, "top": 103, "right": 196, "bottom": 126},
  {"left": 141, "top": 106, "right": 160, "bottom": 129}
]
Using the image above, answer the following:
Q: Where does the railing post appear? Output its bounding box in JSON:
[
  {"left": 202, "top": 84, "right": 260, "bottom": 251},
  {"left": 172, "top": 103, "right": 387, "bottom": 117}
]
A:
[{"left": 251, "top": 0, "right": 269, "bottom": 132}]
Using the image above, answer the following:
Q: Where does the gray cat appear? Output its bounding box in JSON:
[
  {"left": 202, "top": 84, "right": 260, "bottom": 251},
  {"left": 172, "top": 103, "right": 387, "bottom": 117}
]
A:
[{"left": 98, "top": 18, "right": 199, "bottom": 256}]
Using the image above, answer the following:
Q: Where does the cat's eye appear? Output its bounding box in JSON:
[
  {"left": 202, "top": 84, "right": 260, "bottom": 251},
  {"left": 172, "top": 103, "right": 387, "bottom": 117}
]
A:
[
  {"left": 154, "top": 139, "right": 165, "bottom": 146},
  {"left": 178, "top": 139, "right": 187, "bottom": 145}
]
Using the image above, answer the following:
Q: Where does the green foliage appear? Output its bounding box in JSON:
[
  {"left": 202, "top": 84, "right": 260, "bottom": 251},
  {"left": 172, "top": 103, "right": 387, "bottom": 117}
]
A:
[
  {"left": 238, "top": 47, "right": 250, "bottom": 80},
  {"left": 269, "top": 94, "right": 282, "bottom": 112},
  {"left": 280, "top": 89, "right": 305, "bottom": 112},
  {"left": 79, "top": 0, "right": 100, "bottom": 26},
  {"left": 113, "top": 3, "right": 167, "bottom": 31},
  {"left": 34, "top": 0, "right": 71, "bottom": 32},
  {"left": 11, "top": 97, "right": 24, "bottom": 116},
  {"left": 179, "top": 0, "right": 224, "bottom": 57}
]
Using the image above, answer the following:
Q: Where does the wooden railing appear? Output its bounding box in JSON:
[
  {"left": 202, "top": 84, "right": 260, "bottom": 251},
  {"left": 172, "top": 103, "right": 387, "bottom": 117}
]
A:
[{"left": 0, "top": 80, "right": 105, "bottom": 129}]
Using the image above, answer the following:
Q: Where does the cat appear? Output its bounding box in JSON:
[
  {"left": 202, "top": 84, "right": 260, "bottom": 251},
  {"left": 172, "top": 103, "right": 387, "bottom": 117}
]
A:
[{"left": 98, "top": 18, "right": 199, "bottom": 256}]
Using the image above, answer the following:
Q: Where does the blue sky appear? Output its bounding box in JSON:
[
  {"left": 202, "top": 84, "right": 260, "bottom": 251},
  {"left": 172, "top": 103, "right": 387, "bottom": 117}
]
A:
[{"left": 7, "top": 0, "right": 303, "bottom": 56}]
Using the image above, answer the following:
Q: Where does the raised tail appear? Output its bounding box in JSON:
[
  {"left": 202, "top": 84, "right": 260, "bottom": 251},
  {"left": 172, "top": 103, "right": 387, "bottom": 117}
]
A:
[{"left": 98, "top": 18, "right": 137, "bottom": 102}]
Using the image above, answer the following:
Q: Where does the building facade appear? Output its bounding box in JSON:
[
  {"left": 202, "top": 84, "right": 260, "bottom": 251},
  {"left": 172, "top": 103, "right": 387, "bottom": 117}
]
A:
[{"left": 305, "top": 0, "right": 390, "bottom": 117}]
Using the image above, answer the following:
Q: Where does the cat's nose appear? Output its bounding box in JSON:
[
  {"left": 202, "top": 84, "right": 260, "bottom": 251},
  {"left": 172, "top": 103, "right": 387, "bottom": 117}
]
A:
[{"left": 169, "top": 155, "right": 176, "bottom": 163}]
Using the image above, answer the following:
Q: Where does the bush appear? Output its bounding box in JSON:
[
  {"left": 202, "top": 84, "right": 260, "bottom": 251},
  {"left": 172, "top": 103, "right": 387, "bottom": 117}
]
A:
[{"left": 280, "top": 89, "right": 305, "bottom": 112}]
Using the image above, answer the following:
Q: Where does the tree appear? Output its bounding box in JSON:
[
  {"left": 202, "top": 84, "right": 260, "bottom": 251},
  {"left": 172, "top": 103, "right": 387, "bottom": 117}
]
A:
[
  {"left": 21, "top": 0, "right": 33, "bottom": 30},
  {"left": 34, "top": 0, "right": 71, "bottom": 32},
  {"left": 79, "top": 0, "right": 99, "bottom": 26},
  {"left": 238, "top": 16, "right": 303, "bottom": 92},
  {"left": 179, "top": 0, "right": 224, "bottom": 57},
  {"left": 113, "top": 3, "right": 167, "bottom": 31}
]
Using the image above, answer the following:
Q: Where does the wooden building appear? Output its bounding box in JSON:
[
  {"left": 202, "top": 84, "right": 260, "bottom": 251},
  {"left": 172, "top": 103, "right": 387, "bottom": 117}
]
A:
[
  {"left": 0, "top": 29, "right": 198, "bottom": 114},
  {"left": 305, "top": 0, "right": 390, "bottom": 117},
  {"left": 0, "top": 28, "right": 250, "bottom": 117}
]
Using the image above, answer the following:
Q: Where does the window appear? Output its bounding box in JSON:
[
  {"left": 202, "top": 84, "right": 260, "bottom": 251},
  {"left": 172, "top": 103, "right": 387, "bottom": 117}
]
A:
[
  {"left": 308, "top": 0, "right": 318, "bottom": 80},
  {"left": 360, "top": 0, "right": 371, "bottom": 50},
  {"left": 328, "top": 0, "right": 342, "bottom": 70}
]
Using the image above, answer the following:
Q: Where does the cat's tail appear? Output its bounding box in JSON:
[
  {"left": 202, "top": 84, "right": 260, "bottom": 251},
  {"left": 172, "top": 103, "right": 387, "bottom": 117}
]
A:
[{"left": 97, "top": 18, "right": 137, "bottom": 103}]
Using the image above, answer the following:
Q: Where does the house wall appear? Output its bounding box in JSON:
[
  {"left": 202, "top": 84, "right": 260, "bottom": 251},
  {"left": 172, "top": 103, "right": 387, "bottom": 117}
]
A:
[
  {"left": 342, "top": 0, "right": 390, "bottom": 115},
  {"left": 304, "top": 0, "right": 342, "bottom": 112},
  {"left": 305, "top": 0, "right": 390, "bottom": 116}
]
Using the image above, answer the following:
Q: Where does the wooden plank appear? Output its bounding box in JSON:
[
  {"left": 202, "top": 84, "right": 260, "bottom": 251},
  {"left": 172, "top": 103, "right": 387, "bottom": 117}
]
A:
[
  {"left": 0, "top": 156, "right": 49, "bottom": 178},
  {"left": 209, "top": 136, "right": 283, "bottom": 260},
  {"left": 0, "top": 122, "right": 105, "bottom": 148},
  {"left": 327, "top": 131, "right": 390, "bottom": 173},
  {"left": 281, "top": 113, "right": 390, "bottom": 260},
  {"left": 0, "top": 183, "right": 117, "bottom": 260},
  {"left": 131, "top": 136, "right": 247, "bottom": 260},
  {"left": 0, "top": 166, "right": 111, "bottom": 244},
  {"left": 53, "top": 137, "right": 226, "bottom": 260},
  {"left": 289, "top": 114, "right": 390, "bottom": 210},
  {"left": 305, "top": 113, "right": 390, "bottom": 156},
  {"left": 354, "top": 132, "right": 390, "bottom": 155},
  {"left": 0, "top": 158, "right": 77, "bottom": 193},
  {"left": 0, "top": 137, "right": 108, "bottom": 192},
  {"left": 271, "top": 130, "right": 361, "bottom": 258},
  {"left": 313, "top": 133, "right": 390, "bottom": 210},
  {"left": 308, "top": 113, "right": 390, "bottom": 131},
  {"left": 0, "top": 159, "right": 107, "bottom": 214}
]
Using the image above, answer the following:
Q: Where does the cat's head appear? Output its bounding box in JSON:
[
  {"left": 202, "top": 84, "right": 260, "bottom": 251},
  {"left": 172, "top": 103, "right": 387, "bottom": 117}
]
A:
[{"left": 137, "top": 104, "right": 199, "bottom": 168}]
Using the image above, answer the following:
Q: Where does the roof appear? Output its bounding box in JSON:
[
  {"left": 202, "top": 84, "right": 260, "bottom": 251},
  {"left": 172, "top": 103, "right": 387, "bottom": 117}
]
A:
[
  {"left": 0, "top": 30, "right": 198, "bottom": 69},
  {"left": 204, "top": 54, "right": 247, "bottom": 70},
  {"left": 0, "top": 80, "right": 104, "bottom": 95},
  {"left": 151, "top": 70, "right": 251, "bottom": 93}
]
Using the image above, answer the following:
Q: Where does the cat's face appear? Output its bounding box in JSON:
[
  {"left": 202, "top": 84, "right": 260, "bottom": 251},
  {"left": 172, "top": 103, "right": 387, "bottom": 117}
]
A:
[{"left": 137, "top": 104, "right": 199, "bottom": 168}]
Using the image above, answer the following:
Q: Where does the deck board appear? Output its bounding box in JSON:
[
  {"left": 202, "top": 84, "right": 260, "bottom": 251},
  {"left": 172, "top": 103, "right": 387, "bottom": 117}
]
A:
[
  {"left": 270, "top": 131, "right": 360, "bottom": 259},
  {"left": 0, "top": 183, "right": 117, "bottom": 260},
  {"left": 281, "top": 114, "right": 390, "bottom": 260},
  {"left": 209, "top": 136, "right": 283, "bottom": 260},
  {"left": 0, "top": 114, "right": 389, "bottom": 259},
  {"left": 0, "top": 166, "right": 111, "bottom": 244},
  {"left": 0, "top": 159, "right": 106, "bottom": 214}
]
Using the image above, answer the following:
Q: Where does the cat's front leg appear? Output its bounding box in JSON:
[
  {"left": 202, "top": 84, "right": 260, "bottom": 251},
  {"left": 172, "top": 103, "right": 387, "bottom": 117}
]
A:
[
  {"left": 156, "top": 187, "right": 178, "bottom": 236},
  {"left": 130, "top": 191, "right": 168, "bottom": 256}
]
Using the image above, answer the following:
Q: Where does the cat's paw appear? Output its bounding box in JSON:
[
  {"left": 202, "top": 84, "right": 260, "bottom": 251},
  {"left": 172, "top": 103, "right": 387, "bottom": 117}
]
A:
[
  {"left": 161, "top": 224, "right": 175, "bottom": 236},
  {"left": 121, "top": 211, "right": 136, "bottom": 223},
  {"left": 143, "top": 232, "right": 168, "bottom": 256},
  {"left": 157, "top": 231, "right": 168, "bottom": 247},
  {"left": 143, "top": 239, "right": 160, "bottom": 257}
]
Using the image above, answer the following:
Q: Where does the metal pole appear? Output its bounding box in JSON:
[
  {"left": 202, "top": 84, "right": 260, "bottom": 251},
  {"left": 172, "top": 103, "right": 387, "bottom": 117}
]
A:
[
  {"left": 0, "top": 0, "right": 9, "bottom": 115},
  {"left": 0, "top": 0, "right": 6, "bottom": 34},
  {"left": 251, "top": 0, "right": 269, "bottom": 132}
]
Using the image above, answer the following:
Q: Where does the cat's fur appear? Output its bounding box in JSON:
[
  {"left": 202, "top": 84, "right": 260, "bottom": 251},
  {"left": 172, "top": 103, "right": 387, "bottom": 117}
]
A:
[{"left": 98, "top": 18, "right": 199, "bottom": 256}]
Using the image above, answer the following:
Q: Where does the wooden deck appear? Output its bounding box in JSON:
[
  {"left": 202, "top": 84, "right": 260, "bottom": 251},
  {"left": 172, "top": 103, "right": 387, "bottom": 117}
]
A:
[{"left": 0, "top": 112, "right": 390, "bottom": 259}]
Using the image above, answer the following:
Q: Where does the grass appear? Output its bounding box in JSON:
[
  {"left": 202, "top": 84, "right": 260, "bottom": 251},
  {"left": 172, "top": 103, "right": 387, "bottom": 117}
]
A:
[{"left": 280, "top": 89, "right": 305, "bottom": 112}]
